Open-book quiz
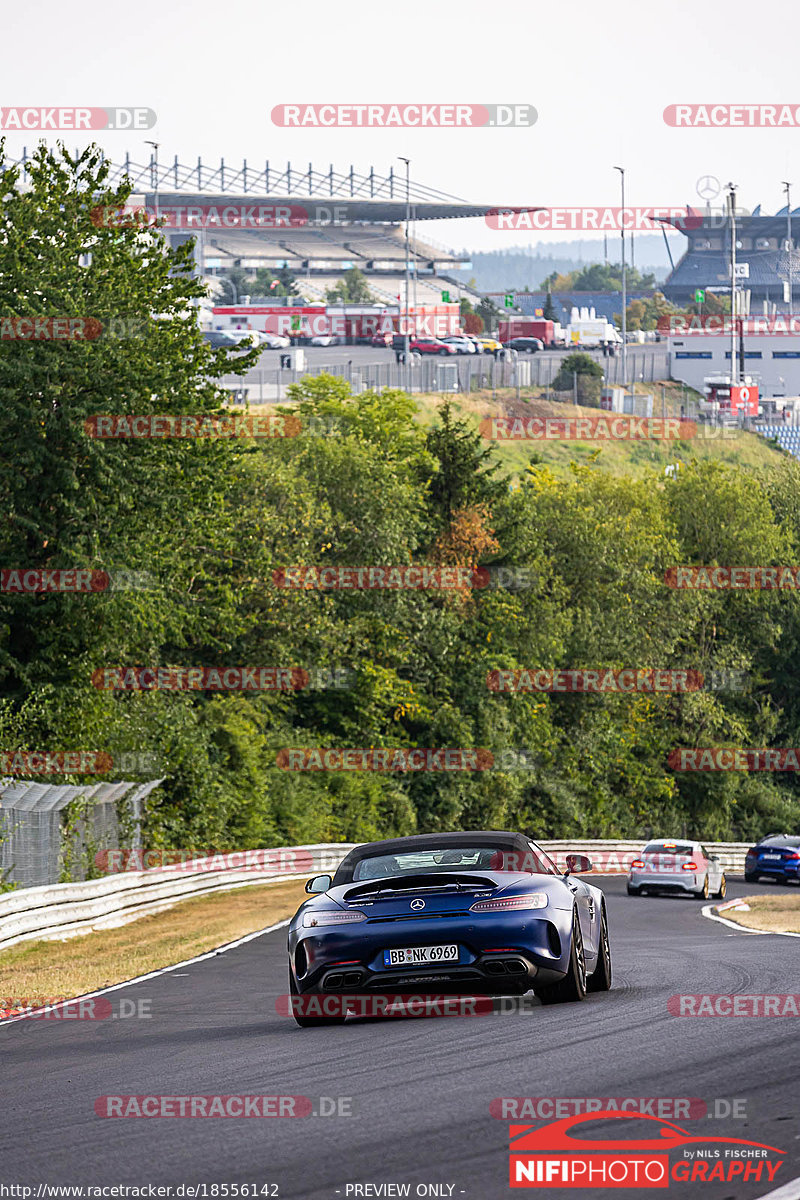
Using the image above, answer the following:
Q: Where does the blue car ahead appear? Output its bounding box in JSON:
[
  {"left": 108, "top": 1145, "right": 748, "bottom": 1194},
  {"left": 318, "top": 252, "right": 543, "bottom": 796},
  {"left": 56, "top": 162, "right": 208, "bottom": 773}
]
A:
[
  {"left": 287, "top": 830, "right": 612, "bottom": 1026},
  {"left": 745, "top": 834, "right": 800, "bottom": 884}
]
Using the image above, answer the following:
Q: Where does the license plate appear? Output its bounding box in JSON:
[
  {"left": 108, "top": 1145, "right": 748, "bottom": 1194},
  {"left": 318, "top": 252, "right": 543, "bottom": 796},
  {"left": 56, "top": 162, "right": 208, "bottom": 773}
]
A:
[
  {"left": 762, "top": 854, "right": 782, "bottom": 861},
  {"left": 383, "top": 944, "right": 458, "bottom": 967}
]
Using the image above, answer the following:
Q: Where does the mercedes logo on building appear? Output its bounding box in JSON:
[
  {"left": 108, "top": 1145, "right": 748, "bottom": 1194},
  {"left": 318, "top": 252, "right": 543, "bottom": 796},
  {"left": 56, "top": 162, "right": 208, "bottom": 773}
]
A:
[
  {"left": 410, "top": 898, "right": 426, "bottom": 910},
  {"left": 696, "top": 175, "right": 721, "bottom": 201}
]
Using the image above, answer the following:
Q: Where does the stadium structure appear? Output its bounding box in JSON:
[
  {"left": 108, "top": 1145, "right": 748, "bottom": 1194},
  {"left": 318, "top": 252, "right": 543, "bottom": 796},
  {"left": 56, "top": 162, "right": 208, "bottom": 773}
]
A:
[
  {"left": 10, "top": 152, "right": 525, "bottom": 310},
  {"left": 658, "top": 206, "right": 800, "bottom": 310}
]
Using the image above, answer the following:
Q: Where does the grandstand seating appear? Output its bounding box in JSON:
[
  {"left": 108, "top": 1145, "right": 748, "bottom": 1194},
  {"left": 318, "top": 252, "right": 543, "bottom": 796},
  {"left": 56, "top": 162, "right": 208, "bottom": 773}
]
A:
[{"left": 755, "top": 425, "right": 800, "bottom": 459}]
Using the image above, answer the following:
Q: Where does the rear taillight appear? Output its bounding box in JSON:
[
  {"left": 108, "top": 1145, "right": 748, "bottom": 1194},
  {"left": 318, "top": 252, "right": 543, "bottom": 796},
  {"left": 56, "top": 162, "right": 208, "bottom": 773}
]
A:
[
  {"left": 745, "top": 851, "right": 756, "bottom": 859},
  {"left": 302, "top": 910, "right": 366, "bottom": 928},
  {"left": 631, "top": 859, "right": 645, "bottom": 869},
  {"left": 787, "top": 852, "right": 800, "bottom": 861},
  {"left": 681, "top": 862, "right": 698, "bottom": 871},
  {"left": 470, "top": 893, "right": 548, "bottom": 912}
]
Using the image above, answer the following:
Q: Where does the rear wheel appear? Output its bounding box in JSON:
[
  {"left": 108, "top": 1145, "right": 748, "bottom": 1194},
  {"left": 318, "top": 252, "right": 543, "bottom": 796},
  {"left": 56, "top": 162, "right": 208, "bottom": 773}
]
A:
[
  {"left": 534, "top": 909, "right": 587, "bottom": 1004},
  {"left": 696, "top": 876, "right": 710, "bottom": 901},
  {"left": 289, "top": 968, "right": 347, "bottom": 1027},
  {"left": 626, "top": 884, "right": 640, "bottom": 896},
  {"left": 744, "top": 872, "right": 758, "bottom": 883},
  {"left": 714, "top": 875, "right": 727, "bottom": 900},
  {"left": 587, "top": 905, "right": 612, "bottom": 993}
]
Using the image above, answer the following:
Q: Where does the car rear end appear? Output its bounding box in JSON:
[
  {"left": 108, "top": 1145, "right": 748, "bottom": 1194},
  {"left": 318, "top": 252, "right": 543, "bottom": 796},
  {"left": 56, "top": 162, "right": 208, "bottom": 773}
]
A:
[
  {"left": 291, "top": 871, "right": 573, "bottom": 998},
  {"left": 628, "top": 842, "right": 707, "bottom": 896},
  {"left": 745, "top": 838, "right": 800, "bottom": 883}
]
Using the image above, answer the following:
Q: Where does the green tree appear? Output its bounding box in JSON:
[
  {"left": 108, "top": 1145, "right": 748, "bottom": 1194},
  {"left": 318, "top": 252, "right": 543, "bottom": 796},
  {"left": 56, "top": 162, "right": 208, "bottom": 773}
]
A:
[
  {"left": 325, "top": 267, "right": 372, "bottom": 303},
  {"left": 542, "top": 291, "right": 557, "bottom": 321},
  {"left": 477, "top": 295, "right": 501, "bottom": 334}
]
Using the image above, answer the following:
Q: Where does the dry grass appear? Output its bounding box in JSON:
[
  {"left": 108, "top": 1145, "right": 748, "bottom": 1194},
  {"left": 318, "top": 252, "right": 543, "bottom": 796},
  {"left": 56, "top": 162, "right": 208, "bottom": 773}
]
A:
[
  {"left": 0, "top": 879, "right": 307, "bottom": 1005},
  {"left": 718, "top": 894, "right": 800, "bottom": 934}
]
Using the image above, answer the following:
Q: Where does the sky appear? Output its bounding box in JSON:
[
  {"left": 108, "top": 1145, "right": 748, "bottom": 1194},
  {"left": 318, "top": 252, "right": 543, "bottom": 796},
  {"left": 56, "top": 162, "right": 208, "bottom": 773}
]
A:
[{"left": 3, "top": 0, "right": 800, "bottom": 254}]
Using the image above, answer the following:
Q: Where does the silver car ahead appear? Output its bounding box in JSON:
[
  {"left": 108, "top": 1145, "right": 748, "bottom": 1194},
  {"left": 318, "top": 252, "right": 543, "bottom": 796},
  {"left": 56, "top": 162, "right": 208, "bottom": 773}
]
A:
[{"left": 627, "top": 840, "right": 726, "bottom": 900}]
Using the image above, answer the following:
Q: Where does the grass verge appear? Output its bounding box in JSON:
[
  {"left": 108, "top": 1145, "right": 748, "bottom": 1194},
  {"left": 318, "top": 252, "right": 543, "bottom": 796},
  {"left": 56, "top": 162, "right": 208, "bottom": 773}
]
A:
[
  {"left": 0, "top": 879, "right": 307, "bottom": 1005},
  {"left": 716, "top": 893, "right": 800, "bottom": 934}
]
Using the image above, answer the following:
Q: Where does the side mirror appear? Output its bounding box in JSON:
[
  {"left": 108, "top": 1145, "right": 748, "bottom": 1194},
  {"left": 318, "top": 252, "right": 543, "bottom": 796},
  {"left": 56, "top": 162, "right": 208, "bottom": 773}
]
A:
[
  {"left": 564, "top": 854, "right": 593, "bottom": 875},
  {"left": 709, "top": 854, "right": 720, "bottom": 863},
  {"left": 305, "top": 874, "right": 332, "bottom": 894}
]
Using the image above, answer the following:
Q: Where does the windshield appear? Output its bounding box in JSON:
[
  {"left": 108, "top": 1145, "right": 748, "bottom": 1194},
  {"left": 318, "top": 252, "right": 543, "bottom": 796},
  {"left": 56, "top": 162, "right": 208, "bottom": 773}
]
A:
[
  {"left": 351, "top": 844, "right": 552, "bottom": 880},
  {"left": 642, "top": 842, "right": 694, "bottom": 856}
]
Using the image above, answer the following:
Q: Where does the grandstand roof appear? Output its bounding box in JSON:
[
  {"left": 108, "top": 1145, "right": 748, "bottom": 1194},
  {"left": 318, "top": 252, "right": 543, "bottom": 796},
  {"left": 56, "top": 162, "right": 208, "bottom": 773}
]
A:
[{"left": 143, "top": 192, "right": 524, "bottom": 224}]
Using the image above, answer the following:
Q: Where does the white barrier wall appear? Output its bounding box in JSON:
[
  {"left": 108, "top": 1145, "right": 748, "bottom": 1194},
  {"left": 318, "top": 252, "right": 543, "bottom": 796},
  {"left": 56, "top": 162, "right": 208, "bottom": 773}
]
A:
[{"left": 0, "top": 839, "right": 753, "bottom": 953}]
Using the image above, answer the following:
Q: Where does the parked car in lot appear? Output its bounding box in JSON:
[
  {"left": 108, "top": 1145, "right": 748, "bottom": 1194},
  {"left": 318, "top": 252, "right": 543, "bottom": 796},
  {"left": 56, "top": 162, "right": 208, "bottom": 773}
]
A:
[
  {"left": 474, "top": 336, "right": 503, "bottom": 354},
  {"left": 288, "top": 830, "right": 612, "bottom": 1025},
  {"left": 745, "top": 834, "right": 800, "bottom": 884},
  {"left": 371, "top": 332, "right": 394, "bottom": 347},
  {"left": 202, "top": 330, "right": 246, "bottom": 350},
  {"left": 309, "top": 334, "right": 335, "bottom": 346},
  {"left": 507, "top": 336, "right": 544, "bottom": 353},
  {"left": 259, "top": 331, "right": 291, "bottom": 349},
  {"left": 440, "top": 335, "right": 477, "bottom": 354},
  {"left": 225, "top": 329, "right": 263, "bottom": 348},
  {"left": 626, "top": 840, "right": 726, "bottom": 900},
  {"left": 409, "top": 338, "right": 457, "bottom": 356}
]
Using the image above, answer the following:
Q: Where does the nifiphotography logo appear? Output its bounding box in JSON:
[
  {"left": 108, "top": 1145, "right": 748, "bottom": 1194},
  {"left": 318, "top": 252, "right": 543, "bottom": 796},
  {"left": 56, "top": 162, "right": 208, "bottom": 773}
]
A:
[{"left": 507, "top": 1111, "right": 784, "bottom": 1188}]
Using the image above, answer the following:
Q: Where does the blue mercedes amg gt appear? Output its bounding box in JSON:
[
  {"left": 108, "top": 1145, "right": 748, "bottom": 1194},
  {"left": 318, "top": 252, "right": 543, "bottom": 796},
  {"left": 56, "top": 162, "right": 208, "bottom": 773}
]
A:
[{"left": 287, "top": 831, "right": 612, "bottom": 1026}]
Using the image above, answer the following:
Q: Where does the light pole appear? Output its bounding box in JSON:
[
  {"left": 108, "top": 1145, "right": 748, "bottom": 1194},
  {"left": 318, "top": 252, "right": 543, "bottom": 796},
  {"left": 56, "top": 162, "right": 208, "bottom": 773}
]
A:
[
  {"left": 783, "top": 180, "right": 793, "bottom": 312},
  {"left": 727, "top": 182, "right": 738, "bottom": 389},
  {"left": 399, "top": 156, "right": 411, "bottom": 394},
  {"left": 145, "top": 140, "right": 160, "bottom": 222},
  {"left": 614, "top": 166, "right": 627, "bottom": 386}
]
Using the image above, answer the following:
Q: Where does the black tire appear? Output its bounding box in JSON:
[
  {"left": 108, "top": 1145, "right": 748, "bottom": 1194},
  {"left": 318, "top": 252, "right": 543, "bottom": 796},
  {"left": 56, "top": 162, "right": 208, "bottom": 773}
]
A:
[
  {"left": 289, "top": 968, "right": 347, "bottom": 1027},
  {"left": 534, "top": 908, "right": 587, "bottom": 1004},
  {"left": 695, "top": 875, "right": 710, "bottom": 901},
  {"left": 626, "top": 884, "right": 640, "bottom": 896},
  {"left": 438, "top": 349, "right": 448, "bottom": 356},
  {"left": 587, "top": 904, "right": 612, "bottom": 993},
  {"left": 714, "top": 875, "right": 727, "bottom": 900},
  {"left": 744, "top": 871, "right": 758, "bottom": 883}
]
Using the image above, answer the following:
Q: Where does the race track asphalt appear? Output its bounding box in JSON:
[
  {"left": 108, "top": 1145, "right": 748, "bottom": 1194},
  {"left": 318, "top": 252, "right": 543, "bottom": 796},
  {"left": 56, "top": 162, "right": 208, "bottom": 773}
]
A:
[{"left": 1, "top": 876, "right": 798, "bottom": 1200}]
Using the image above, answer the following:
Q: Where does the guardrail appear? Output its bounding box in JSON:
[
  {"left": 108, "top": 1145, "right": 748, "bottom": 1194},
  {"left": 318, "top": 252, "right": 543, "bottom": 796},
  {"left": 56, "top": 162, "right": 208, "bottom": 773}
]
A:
[
  {"left": 0, "top": 839, "right": 752, "bottom": 953},
  {"left": 0, "top": 844, "right": 354, "bottom": 953}
]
